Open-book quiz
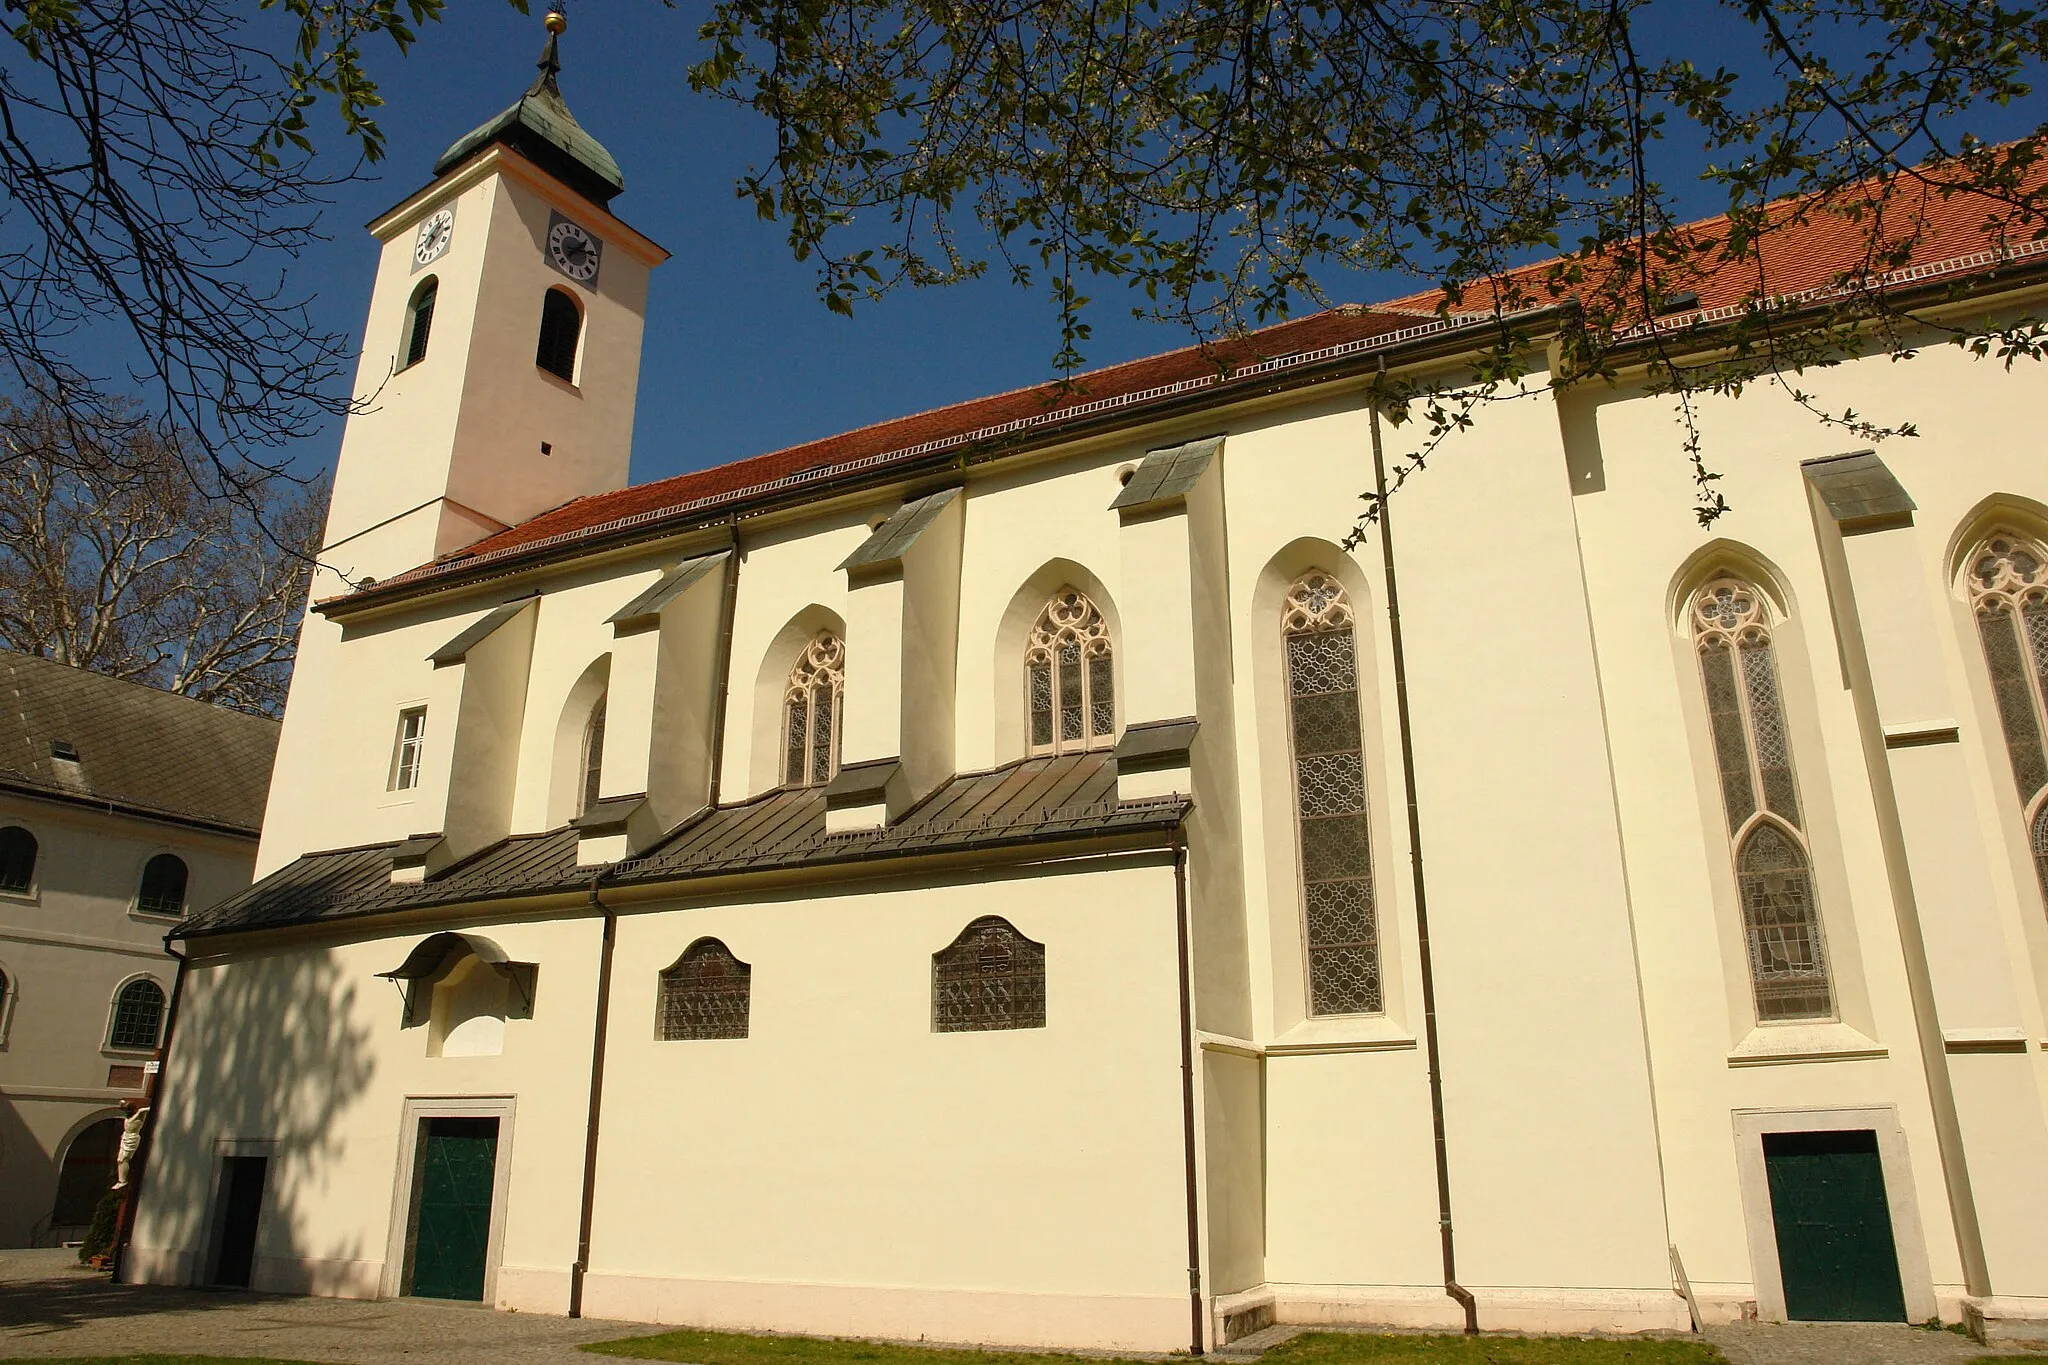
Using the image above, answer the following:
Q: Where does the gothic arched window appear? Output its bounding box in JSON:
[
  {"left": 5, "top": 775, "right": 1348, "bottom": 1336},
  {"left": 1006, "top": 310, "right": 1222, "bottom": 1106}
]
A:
[
  {"left": 1025, "top": 588, "right": 1114, "bottom": 755},
  {"left": 1691, "top": 577, "right": 1834, "bottom": 1022},
  {"left": 580, "top": 693, "right": 607, "bottom": 814},
  {"left": 783, "top": 633, "right": 844, "bottom": 787},
  {"left": 1965, "top": 531, "right": 2048, "bottom": 907},
  {"left": 536, "top": 287, "right": 582, "bottom": 381},
  {"left": 402, "top": 277, "right": 437, "bottom": 369},
  {"left": 1283, "top": 573, "right": 1382, "bottom": 1016},
  {"left": 658, "top": 939, "right": 752, "bottom": 1040},
  {"left": 933, "top": 916, "right": 1045, "bottom": 1032},
  {"left": 136, "top": 853, "right": 188, "bottom": 916},
  {"left": 0, "top": 825, "right": 36, "bottom": 894},
  {"left": 108, "top": 978, "right": 166, "bottom": 1050}
]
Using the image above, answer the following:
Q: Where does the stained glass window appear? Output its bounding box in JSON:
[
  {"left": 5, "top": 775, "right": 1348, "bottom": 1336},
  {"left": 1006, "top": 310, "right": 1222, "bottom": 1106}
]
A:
[
  {"left": 933, "top": 916, "right": 1046, "bottom": 1031},
  {"left": 1691, "top": 577, "right": 1834, "bottom": 1022},
  {"left": 658, "top": 939, "right": 751, "bottom": 1040},
  {"left": 580, "top": 694, "right": 607, "bottom": 814},
  {"left": 1965, "top": 532, "right": 2048, "bottom": 909},
  {"left": 783, "top": 634, "right": 844, "bottom": 787},
  {"left": 1283, "top": 573, "right": 1381, "bottom": 1016},
  {"left": 1025, "top": 589, "right": 1114, "bottom": 755}
]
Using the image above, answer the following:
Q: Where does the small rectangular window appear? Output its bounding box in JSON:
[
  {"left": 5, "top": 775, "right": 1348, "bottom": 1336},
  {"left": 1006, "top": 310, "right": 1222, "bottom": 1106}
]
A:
[{"left": 390, "top": 707, "right": 427, "bottom": 791}]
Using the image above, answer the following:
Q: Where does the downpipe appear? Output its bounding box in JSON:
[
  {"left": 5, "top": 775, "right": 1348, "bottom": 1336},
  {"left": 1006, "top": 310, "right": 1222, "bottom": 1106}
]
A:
[
  {"left": 1172, "top": 825, "right": 1206, "bottom": 1355},
  {"left": 569, "top": 876, "right": 619, "bottom": 1318},
  {"left": 1370, "top": 377, "right": 1478, "bottom": 1337}
]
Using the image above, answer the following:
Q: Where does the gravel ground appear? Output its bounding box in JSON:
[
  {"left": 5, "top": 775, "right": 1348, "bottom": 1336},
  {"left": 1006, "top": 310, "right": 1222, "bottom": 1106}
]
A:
[{"left": 1703, "top": 1321, "right": 2033, "bottom": 1365}]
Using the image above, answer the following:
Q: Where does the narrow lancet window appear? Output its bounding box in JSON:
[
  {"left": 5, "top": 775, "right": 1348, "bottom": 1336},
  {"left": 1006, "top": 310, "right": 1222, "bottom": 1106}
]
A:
[
  {"left": 1965, "top": 532, "right": 2048, "bottom": 907},
  {"left": 1025, "top": 589, "right": 1114, "bottom": 755},
  {"left": 1691, "top": 578, "right": 1834, "bottom": 1022},
  {"left": 580, "top": 694, "right": 607, "bottom": 814},
  {"left": 1283, "top": 573, "right": 1382, "bottom": 1016},
  {"left": 658, "top": 939, "right": 751, "bottom": 1040},
  {"left": 402, "top": 277, "right": 437, "bottom": 369},
  {"left": 933, "top": 916, "right": 1046, "bottom": 1032},
  {"left": 783, "top": 633, "right": 844, "bottom": 787}
]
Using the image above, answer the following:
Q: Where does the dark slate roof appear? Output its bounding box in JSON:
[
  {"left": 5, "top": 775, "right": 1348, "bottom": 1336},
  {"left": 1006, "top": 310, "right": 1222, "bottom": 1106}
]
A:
[
  {"left": 0, "top": 651, "right": 280, "bottom": 835},
  {"left": 179, "top": 752, "right": 1184, "bottom": 940},
  {"left": 433, "top": 32, "right": 624, "bottom": 206}
]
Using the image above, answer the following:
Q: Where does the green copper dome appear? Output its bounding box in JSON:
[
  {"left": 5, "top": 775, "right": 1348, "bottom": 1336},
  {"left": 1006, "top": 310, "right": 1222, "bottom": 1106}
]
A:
[{"left": 434, "top": 25, "right": 624, "bottom": 206}]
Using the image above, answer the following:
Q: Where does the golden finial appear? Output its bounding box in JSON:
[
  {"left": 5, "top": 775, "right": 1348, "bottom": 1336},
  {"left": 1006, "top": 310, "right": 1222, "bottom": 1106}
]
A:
[{"left": 545, "top": 9, "right": 566, "bottom": 33}]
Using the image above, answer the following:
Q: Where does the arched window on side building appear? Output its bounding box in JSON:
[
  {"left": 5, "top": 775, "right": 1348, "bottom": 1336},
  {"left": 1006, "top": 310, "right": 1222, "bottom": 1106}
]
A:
[
  {"left": 136, "top": 853, "right": 188, "bottom": 917},
  {"left": 657, "top": 939, "right": 751, "bottom": 1040},
  {"left": 1965, "top": 531, "right": 2048, "bottom": 911},
  {"left": 1024, "top": 588, "right": 1114, "bottom": 756},
  {"left": 933, "top": 916, "right": 1045, "bottom": 1032},
  {"left": 783, "top": 633, "right": 844, "bottom": 787},
  {"left": 108, "top": 978, "right": 166, "bottom": 1051},
  {"left": 0, "top": 826, "right": 36, "bottom": 894}
]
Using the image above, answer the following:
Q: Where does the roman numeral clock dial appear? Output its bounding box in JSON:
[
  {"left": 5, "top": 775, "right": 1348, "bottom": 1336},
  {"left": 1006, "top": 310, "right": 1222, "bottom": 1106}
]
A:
[{"left": 547, "top": 212, "right": 602, "bottom": 285}]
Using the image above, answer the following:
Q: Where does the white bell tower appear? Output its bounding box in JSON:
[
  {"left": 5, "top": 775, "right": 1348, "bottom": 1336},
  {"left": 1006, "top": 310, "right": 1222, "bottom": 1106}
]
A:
[{"left": 320, "top": 11, "right": 668, "bottom": 586}]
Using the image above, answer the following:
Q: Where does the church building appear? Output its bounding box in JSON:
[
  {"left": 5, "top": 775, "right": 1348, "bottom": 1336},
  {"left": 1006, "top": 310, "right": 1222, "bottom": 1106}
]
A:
[{"left": 125, "top": 17, "right": 2048, "bottom": 1350}]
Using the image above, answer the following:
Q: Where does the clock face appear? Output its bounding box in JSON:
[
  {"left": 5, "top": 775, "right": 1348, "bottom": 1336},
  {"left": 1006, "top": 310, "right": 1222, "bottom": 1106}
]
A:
[
  {"left": 547, "top": 214, "right": 602, "bottom": 284},
  {"left": 413, "top": 208, "right": 454, "bottom": 270}
]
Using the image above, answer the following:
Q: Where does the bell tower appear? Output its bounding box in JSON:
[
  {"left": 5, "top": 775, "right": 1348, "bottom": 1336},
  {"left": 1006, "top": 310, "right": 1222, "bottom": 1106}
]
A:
[{"left": 320, "top": 11, "right": 668, "bottom": 585}]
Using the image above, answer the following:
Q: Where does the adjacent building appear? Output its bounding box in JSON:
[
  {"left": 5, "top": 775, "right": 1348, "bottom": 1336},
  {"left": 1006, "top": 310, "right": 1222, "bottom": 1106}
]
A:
[
  {"left": 0, "top": 651, "right": 279, "bottom": 1247},
  {"left": 126, "top": 21, "right": 2048, "bottom": 1351}
]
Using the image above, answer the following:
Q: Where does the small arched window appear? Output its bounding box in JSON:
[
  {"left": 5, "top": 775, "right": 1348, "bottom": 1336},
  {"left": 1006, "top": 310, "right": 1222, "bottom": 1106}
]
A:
[
  {"left": 402, "top": 277, "right": 437, "bottom": 369},
  {"left": 1283, "top": 573, "right": 1382, "bottom": 1016},
  {"left": 108, "top": 978, "right": 166, "bottom": 1050},
  {"left": 933, "top": 916, "right": 1045, "bottom": 1032},
  {"left": 1025, "top": 588, "right": 1114, "bottom": 755},
  {"left": 0, "top": 826, "right": 35, "bottom": 894},
  {"left": 1965, "top": 532, "right": 2048, "bottom": 908},
  {"left": 135, "top": 853, "right": 189, "bottom": 916},
  {"left": 1691, "top": 577, "right": 1834, "bottom": 1022},
  {"left": 580, "top": 694, "right": 608, "bottom": 814},
  {"left": 536, "top": 287, "right": 582, "bottom": 382},
  {"left": 783, "top": 633, "right": 844, "bottom": 787},
  {"left": 657, "top": 939, "right": 752, "bottom": 1040}
]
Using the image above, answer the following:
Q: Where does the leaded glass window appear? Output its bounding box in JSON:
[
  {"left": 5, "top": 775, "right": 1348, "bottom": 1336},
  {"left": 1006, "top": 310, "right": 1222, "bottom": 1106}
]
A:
[
  {"left": 1965, "top": 532, "right": 2048, "bottom": 908},
  {"left": 933, "top": 916, "right": 1046, "bottom": 1032},
  {"left": 1025, "top": 589, "right": 1114, "bottom": 755},
  {"left": 657, "top": 939, "right": 751, "bottom": 1040},
  {"left": 108, "top": 978, "right": 165, "bottom": 1050},
  {"left": 1690, "top": 577, "right": 1834, "bottom": 1022},
  {"left": 1283, "top": 573, "right": 1382, "bottom": 1016},
  {"left": 783, "top": 633, "right": 844, "bottom": 787},
  {"left": 581, "top": 694, "right": 607, "bottom": 814}
]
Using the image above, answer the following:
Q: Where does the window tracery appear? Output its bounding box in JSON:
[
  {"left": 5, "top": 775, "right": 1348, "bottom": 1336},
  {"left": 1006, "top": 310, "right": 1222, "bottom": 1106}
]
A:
[
  {"left": 783, "top": 633, "right": 844, "bottom": 787},
  {"left": 1282, "top": 573, "right": 1382, "bottom": 1016},
  {"left": 1691, "top": 577, "right": 1834, "bottom": 1022},
  {"left": 1025, "top": 589, "right": 1114, "bottom": 755},
  {"left": 933, "top": 916, "right": 1045, "bottom": 1032},
  {"left": 658, "top": 939, "right": 751, "bottom": 1040},
  {"left": 1965, "top": 531, "right": 2048, "bottom": 907}
]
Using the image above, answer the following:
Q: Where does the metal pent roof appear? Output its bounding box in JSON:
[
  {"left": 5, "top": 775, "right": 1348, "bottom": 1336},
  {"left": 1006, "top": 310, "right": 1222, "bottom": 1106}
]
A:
[{"left": 179, "top": 752, "right": 1186, "bottom": 940}]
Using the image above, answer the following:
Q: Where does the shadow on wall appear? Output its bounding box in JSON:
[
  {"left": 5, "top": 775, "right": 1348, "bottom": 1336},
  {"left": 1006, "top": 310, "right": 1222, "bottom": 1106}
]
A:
[{"left": 140, "top": 947, "right": 377, "bottom": 1288}]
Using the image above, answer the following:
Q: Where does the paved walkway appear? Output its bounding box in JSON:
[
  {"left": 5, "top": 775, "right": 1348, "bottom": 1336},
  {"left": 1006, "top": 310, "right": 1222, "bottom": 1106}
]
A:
[{"left": 3, "top": 1250, "right": 2040, "bottom": 1365}]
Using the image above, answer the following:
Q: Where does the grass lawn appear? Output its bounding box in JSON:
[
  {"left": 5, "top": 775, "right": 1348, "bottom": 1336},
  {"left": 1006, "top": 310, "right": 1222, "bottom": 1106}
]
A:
[{"left": 583, "top": 1328, "right": 1729, "bottom": 1365}]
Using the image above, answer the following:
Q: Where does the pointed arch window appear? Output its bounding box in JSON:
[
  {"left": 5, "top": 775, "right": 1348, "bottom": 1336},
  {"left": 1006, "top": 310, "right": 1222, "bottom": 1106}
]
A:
[
  {"left": 1691, "top": 578, "right": 1834, "bottom": 1022},
  {"left": 783, "top": 633, "right": 844, "bottom": 787},
  {"left": 933, "top": 916, "right": 1045, "bottom": 1032},
  {"left": 658, "top": 939, "right": 751, "bottom": 1040},
  {"left": 1283, "top": 573, "right": 1382, "bottom": 1016},
  {"left": 0, "top": 825, "right": 36, "bottom": 894},
  {"left": 108, "top": 978, "right": 166, "bottom": 1050},
  {"left": 1965, "top": 531, "right": 2048, "bottom": 908},
  {"left": 536, "top": 287, "right": 581, "bottom": 382},
  {"left": 1025, "top": 589, "right": 1114, "bottom": 755},
  {"left": 136, "top": 853, "right": 188, "bottom": 917},
  {"left": 580, "top": 694, "right": 608, "bottom": 814},
  {"left": 402, "top": 277, "right": 437, "bottom": 369}
]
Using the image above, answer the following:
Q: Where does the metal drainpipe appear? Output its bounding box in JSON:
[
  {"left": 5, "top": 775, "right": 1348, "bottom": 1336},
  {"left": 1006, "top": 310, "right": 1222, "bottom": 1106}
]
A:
[
  {"left": 109, "top": 938, "right": 189, "bottom": 1283},
  {"left": 1171, "top": 824, "right": 1205, "bottom": 1355},
  {"left": 568, "top": 876, "right": 619, "bottom": 1318},
  {"left": 706, "top": 519, "right": 742, "bottom": 807},
  {"left": 1369, "top": 377, "right": 1478, "bottom": 1336}
]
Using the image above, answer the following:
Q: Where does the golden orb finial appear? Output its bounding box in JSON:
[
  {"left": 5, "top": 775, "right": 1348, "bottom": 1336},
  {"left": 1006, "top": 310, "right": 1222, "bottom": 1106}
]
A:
[{"left": 544, "top": 9, "right": 567, "bottom": 34}]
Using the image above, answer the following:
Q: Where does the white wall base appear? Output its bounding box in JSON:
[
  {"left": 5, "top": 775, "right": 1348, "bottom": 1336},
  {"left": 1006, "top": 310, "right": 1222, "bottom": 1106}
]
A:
[
  {"left": 1964, "top": 1295, "right": 2048, "bottom": 1346},
  {"left": 253, "top": 1254, "right": 383, "bottom": 1299},
  {"left": 1242, "top": 1282, "right": 1691, "bottom": 1335},
  {"left": 119, "top": 1245, "right": 197, "bottom": 1287},
  {"left": 579, "top": 1271, "right": 1194, "bottom": 1352},
  {"left": 497, "top": 1264, "right": 573, "bottom": 1314}
]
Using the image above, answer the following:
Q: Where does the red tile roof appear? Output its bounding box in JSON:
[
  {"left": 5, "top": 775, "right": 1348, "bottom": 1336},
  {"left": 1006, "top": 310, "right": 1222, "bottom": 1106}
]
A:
[{"left": 348, "top": 160, "right": 2048, "bottom": 602}]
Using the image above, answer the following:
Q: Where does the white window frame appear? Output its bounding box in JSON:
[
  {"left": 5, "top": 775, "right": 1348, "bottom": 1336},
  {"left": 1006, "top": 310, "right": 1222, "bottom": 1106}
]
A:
[
  {"left": 389, "top": 706, "right": 429, "bottom": 792},
  {"left": 102, "top": 972, "right": 169, "bottom": 1055}
]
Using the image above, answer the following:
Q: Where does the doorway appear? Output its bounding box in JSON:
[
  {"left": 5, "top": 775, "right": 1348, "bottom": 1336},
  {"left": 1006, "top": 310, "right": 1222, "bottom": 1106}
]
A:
[
  {"left": 1763, "top": 1129, "right": 1907, "bottom": 1321},
  {"left": 405, "top": 1116, "right": 500, "bottom": 1301},
  {"left": 211, "top": 1155, "right": 268, "bottom": 1287}
]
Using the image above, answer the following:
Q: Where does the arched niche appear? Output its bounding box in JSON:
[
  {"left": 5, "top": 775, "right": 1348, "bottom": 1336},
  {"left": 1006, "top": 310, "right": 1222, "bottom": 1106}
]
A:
[
  {"left": 548, "top": 654, "right": 612, "bottom": 827},
  {"left": 378, "top": 932, "right": 536, "bottom": 1058}
]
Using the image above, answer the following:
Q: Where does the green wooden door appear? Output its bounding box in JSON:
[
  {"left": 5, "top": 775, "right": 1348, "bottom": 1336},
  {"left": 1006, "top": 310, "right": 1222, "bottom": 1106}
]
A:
[
  {"left": 409, "top": 1118, "right": 499, "bottom": 1301},
  {"left": 1764, "top": 1129, "right": 1907, "bottom": 1322}
]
